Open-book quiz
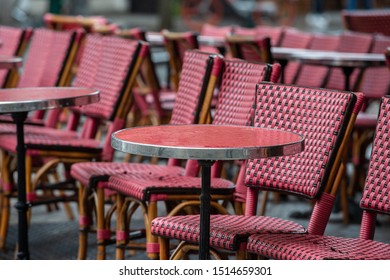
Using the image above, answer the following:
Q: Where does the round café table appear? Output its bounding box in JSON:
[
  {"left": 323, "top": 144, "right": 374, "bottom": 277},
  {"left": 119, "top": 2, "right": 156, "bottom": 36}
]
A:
[
  {"left": 112, "top": 124, "right": 305, "bottom": 260},
  {"left": 0, "top": 55, "right": 22, "bottom": 69},
  {"left": 290, "top": 50, "right": 386, "bottom": 91},
  {"left": 0, "top": 87, "right": 100, "bottom": 259}
]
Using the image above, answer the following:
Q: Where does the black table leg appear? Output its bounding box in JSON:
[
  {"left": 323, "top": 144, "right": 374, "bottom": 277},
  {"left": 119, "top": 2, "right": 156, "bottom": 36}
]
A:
[
  {"left": 342, "top": 67, "right": 354, "bottom": 91},
  {"left": 198, "top": 160, "right": 215, "bottom": 260},
  {"left": 12, "top": 112, "right": 30, "bottom": 260}
]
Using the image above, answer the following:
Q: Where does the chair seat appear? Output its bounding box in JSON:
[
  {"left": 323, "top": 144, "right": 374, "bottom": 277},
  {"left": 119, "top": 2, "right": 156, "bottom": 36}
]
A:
[
  {"left": 108, "top": 174, "right": 235, "bottom": 201},
  {"left": 0, "top": 133, "right": 101, "bottom": 154},
  {"left": 354, "top": 112, "right": 378, "bottom": 128},
  {"left": 151, "top": 214, "right": 306, "bottom": 251},
  {"left": 70, "top": 161, "right": 185, "bottom": 187},
  {"left": 247, "top": 233, "right": 390, "bottom": 260}
]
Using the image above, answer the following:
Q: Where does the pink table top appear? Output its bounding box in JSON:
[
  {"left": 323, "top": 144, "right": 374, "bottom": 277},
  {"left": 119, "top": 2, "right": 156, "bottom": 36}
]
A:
[
  {"left": 0, "top": 55, "right": 23, "bottom": 69},
  {"left": 0, "top": 87, "right": 100, "bottom": 113},
  {"left": 112, "top": 124, "right": 304, "bottom": 160}
]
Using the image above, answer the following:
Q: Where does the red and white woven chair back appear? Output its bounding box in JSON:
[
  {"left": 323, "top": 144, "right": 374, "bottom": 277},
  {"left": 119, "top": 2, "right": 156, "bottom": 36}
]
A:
[
  {"left": 360, "top": 96, "right": 390, "bottom": 215},
  {"left": 170, "top": 50, "right": 223, "bottom": 125},
  {"left": 246, "top": 83, "right": 357, "bottom": 199}
]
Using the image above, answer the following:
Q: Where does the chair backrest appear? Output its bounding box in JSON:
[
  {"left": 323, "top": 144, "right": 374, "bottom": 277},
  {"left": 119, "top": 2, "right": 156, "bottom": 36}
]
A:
[
  {"left": 256, "top": 25, "right": 285, "bottom": 47},
  {"left": 198, "top": 60, "right": 279, "bottom": 178},
  {"left": 295, "top": 33, "right": 340, "bottom": 88},
  {"left": 169, "top": 50, "right": 223, "bottom": 126},
  {"left": 325, "top": 31, "right": 373, "bottom": 91},
  {"left": 278, "top": 28, "right": 313, "bottom": 84},
  {"left": 17, "top": 28, "right": 83, "bottom": 126},
  {"left": 199, "top": 23, "right": 234, "bottom": 54},
  {"left": 225, "top": 35, "right": 273, "bottom": 64},
  {"left": 68, "top": 34, "right": 148, "bottom": 161},
  {"left": 359, "top": 95, "right": 390, "bottom": 240},
  {"left": 342, "top": 9, "right": 390, "bottom": 36},
  {"left": 357, "top": 34, "right": 390, "bottom": 100},
  {"left": 0, "top": 25, "right": 33, "bottom": 87},
  {"left": 245, "top": 82, "right": 362, "bottom": 235},
  {"left": 162, "top": 30, "right": 199, "bottom": 91}
]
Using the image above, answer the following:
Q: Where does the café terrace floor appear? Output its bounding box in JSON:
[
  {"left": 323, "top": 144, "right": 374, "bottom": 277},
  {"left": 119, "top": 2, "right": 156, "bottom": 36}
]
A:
[{"left": 1, "top": 182, "right": 389, "bottom": 260}]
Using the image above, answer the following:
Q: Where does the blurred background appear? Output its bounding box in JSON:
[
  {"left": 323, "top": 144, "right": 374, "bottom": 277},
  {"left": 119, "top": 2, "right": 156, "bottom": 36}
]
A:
[{"left": 1, "top": 0, "right": 390, "bottom": 34}]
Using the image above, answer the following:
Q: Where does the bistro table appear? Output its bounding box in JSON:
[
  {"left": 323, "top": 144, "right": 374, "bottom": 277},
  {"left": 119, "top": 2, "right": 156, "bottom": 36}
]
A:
[
  {"left": 0, "top": 87, "right": 100, "bottom": 259},
  {"left": 0, "top": 55, "right": 23, "bottom": 69},
  {"left": 111, "top": 124, "right": 304, "bottom": 259},
  {"left": 290, "top": 50, "right": 386, "bottom": 91}
]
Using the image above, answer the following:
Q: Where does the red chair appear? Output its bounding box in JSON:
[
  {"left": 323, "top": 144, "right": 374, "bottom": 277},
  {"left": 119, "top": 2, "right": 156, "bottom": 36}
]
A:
[
  {"left": 348, "top": 34, "right": 390, "bottom": 202},
  {"left": 70, "top": 50, "right": 224, "bottom": 259},
  {"left": 256, "top": 25, "right": 285, "bottom": 47},
  {"left": 247, "top": 95, "right": 390, "bottom": 260},
  {"left": 199, "top": 23, "right": 234, "bottom": 54},
  {"left": 150, "top": 83, "right": 364, "bottom": 260},
  {"left": 342, "top": 9, "right": 390, "bottom": 36},
  {"left": 107, "top": 60, "right": 281, "bottom": 260},
  {"left": 0, "top": 25, "right": 32, "bottom": 88},
  {"left": 325, "top": 31, "right": 373, "bottom": 91},
  {"left": 278, "top": 28, "right": 313, "bottom": 84},
  {"left": 0, "top": 28, "right": 83, "bottom": 129},
  {"left": 162, "top": 30, "right": 199, "bottom": 92},
  {"left": 225, "top": 34, "right": 274, "bottom": 64},
  {"left": 0, "top": 35, "right": 147, "bottom": 251},
  {"left": 294, "top": 33, "right": 340, "bottom": 88}
]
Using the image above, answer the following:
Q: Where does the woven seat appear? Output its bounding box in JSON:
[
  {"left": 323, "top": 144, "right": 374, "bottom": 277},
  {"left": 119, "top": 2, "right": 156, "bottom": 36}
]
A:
[
  {"left": 108, "top": 60, "right": 280, "bottom": 260},
  {"left": 0, "top": 34, "right": 147, "bottom": 251},
  {"left": 151, "top": 82, "right": 364, "bottom": 260},
  {"left": 70, "top": 50, "right": 224, "bottom": 260},
  {"left": 247, "top": 95, "right": 390, "bottom": 260}
]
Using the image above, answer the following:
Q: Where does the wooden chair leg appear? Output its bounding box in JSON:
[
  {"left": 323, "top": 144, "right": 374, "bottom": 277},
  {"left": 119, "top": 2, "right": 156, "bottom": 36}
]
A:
[
  {"left": 115, "top": 194, "right": 127, "bottom": 260},
  {"left": 77, "top": 183, "right": 89, "bottom": 260},
  {"left": 159, "top": 237, "right": 170, "bottom": 260},
  {"left": 146, "top": 201, "right": 159, "bottom": 259}
]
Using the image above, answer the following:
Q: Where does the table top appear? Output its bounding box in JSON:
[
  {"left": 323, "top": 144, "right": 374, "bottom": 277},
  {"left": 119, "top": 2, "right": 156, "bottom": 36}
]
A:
[
  {"left": 112, "top": 124, "right": 304, "bottom": 160},
  {"left": 0, "top": 87, "right": 100, "bottom": 113},
  {"left": 289, "top": 49, "right": 386, "bottom": 68},
  {"left": 0, "top": 55, "right": 23, "bottom": 69}
]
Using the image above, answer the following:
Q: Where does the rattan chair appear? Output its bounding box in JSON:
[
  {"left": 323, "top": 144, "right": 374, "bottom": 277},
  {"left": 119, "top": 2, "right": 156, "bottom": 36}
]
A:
[
  {"left": 342, "top": 9, "right": 390, "bottom": 36},
  {"left": 294, "top": 33, "right": 340, "bottom": 88},
  {"left": 349, "top": 34, "right": 390, "bottom": 199},
  {"left": 247, "top": 95, "right": 390, "bottom": 260},
  {"left": 199, "top": 23, "right": 234, "bottom": 55},
  {"left": 225, "top": 34, "right": 274, "bottom": 63},
  {"left": 70, "top": 50, "right": 224, "bottom": 259},
  {"left": 150, "top": 82, "right": 364, "bottom": 260},
  {"left": 277, "top": 28, "right": 313, "bottom": 84},
  {"left": 43, "top": 13, "right": 109, "bottom": 32},
  {"left": 0, "top": 25, "right": 33, "bottom": 88},
  {"left": 0, "top": 34, "right": 147, "bottom": 251},
  {"left": 325, "top": 31, "right": 373, "bottom": 91},
  {"left": 0, "top": 28, "right": 83, "bottom": 129},
  {"left": 162, "top": 30, "right": 199, "bottom": 92},
  {"left": 107, "top": 60, "right": 280, "bottom": 260}
]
